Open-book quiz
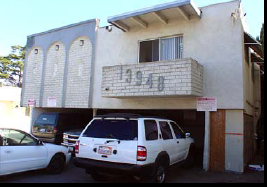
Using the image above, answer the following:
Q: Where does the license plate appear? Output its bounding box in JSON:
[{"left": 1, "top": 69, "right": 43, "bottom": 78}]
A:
[
  {"left": 69, "top": 147, "right": 74, "bottom": 152},
  {"left": 98, "top": 146, "right": 112, "bottom": 155},
  {"left": 39, "top": 129, "right": 46, "bottom": 133}
]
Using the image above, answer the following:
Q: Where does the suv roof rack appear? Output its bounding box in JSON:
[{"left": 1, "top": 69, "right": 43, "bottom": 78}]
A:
[{"left": 95, "top": 113, "right": 169, "bottom": 120}]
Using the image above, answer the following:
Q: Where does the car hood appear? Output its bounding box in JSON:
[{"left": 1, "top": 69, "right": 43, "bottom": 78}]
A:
[
  {"left": 44, "top": 143, "right": 69, "bottom": 154},
  {"left": 64, "top": 129, "right": 83, "bottom": 136}
]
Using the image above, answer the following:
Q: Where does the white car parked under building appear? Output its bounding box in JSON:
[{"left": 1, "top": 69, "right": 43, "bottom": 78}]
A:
[{"left": 0, "top": 128, "right": 71, "bottom": 176}]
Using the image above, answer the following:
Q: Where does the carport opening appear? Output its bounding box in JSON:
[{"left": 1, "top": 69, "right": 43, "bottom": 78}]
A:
[
  {"left": 31, "top": 108, "right": 94, "bottom": 144},
  {"left": 97, "top": 109, "right": 205, "bottom": 168},
  {"left": 32, "top": 108, "right": 94, "bottom": 126}
]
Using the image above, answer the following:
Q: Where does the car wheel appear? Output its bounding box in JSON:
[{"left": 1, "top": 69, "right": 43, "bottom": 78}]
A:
[{"left": 47, "top": 154, "right": 66, "bottom": 175}]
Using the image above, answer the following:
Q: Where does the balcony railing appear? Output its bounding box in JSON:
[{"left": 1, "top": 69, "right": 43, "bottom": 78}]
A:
[{"left": 102, "top": 58, "right": 203, "bottom": 98}]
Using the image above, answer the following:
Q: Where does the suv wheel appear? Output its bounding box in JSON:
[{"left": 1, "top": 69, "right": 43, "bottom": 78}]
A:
[
  {"left": 155, "top": 164, "right": 167, "bottom": 183},
  {"left": 140, "top": 162, "right": 168, "bottom": 183},
  {"left": 90, "top": 171, "right": 108, "bottom": 182}
]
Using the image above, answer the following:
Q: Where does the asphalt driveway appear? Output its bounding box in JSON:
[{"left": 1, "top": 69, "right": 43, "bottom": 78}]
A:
[{"left": 0, "top": 159, "right": 264, "bottom": 183}]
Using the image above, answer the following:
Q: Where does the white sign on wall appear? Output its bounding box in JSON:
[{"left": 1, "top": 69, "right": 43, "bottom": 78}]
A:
[
  {"left": 47, "top": 97, "right": 57, "bottom": 107},
  {"left": 197, "top": 97, "right": 218, "bottom": 112},
  {"left": 27, "top": 100, "right": 36, "bottom": 107}
]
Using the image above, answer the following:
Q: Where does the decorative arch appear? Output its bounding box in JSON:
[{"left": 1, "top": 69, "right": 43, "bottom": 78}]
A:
[
  {"left": 22, "top": 46, "right": 44, "bottom": 107},
  {"left": 65, "top": 36, "right": 93, "bottom": 108},
  {"left": 42, "top": 42, "right": 66, "bottom": 108}
]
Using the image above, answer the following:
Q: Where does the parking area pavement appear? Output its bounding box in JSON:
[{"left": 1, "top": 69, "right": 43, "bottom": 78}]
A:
[{"left": 0, "top": 158, "right": 264, "bottom": 183}]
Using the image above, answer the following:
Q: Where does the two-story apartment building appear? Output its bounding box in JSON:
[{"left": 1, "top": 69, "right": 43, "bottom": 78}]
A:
[{"left": 21, "top": 0, "right": 264, "bottom": 173}]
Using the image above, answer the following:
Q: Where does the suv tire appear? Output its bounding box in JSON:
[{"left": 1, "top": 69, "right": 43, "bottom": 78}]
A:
[
  {"left": 183, "top": 145, "right": 196, "bottom": 169},
  {"left": 89, "top": 171, "right": 108, "bottom": 182},
  {"left": 153, "top": 161, "right": 168, "bottom": 183}
]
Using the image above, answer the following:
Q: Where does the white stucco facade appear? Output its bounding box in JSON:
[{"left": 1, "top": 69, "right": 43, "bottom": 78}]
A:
[
  {"left": 20, "top": 0, "right": 263, "bottom": 174},
  {"left": 92, "top": 0, "right": 245, "bottom": 110}
]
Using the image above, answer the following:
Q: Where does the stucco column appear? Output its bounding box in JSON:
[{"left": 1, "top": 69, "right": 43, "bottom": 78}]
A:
[
  {"left": 203, "top": 111, "right": 210, "bottom": 171},
  {"left": 225, "top": 110, "right": 244, "bottom": 173}
]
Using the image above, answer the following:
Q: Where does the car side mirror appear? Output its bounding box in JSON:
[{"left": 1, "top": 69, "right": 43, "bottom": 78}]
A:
[
  {"left": 37, "top": 140, "right": 44, "bottom": 146},
  {"left": 186, "top": 133, "right": 191, "bottom": 138}
]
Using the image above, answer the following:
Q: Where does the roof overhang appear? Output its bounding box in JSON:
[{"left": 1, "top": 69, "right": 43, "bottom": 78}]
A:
[
  {"left": 244, "top": 32, "right": 264, "bottom": 58},
  {"left": 251, "top": 52, "right": 264, "bottom": 71},
  {"left": 251, "top": 52, "right": 264, "bottom": 63},
  {"left": 108, "top": 0, "right": 202, "bottom": 32}
]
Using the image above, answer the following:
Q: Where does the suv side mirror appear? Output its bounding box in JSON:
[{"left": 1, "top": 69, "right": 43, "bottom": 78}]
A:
[{"left": 186, "top": 133, "right": 191, "bottom": 138}]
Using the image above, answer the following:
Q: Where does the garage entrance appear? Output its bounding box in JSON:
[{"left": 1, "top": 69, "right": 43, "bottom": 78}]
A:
[{"left": 97, "top": 109, "right": 205, "bottom": 168}]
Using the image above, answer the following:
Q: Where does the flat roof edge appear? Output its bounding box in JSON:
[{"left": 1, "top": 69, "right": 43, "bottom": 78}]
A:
[
  {"left": 244, "top": 32, "right": 262, "bottom": 45},
  {"left": 108, "top": 0, "right": 198, "bottom": 23},
  {"left": 28, "top": 19, "right": 98, "bottom": 38}
]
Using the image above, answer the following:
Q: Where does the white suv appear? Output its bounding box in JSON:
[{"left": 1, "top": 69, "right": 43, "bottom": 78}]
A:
[{"left": 74, "top": 114, "right": 195, "bottom": 183}]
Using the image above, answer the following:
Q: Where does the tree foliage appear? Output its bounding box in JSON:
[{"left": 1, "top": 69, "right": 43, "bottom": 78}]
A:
[
  {"left": 260, "top": 23, "right": 264, "bottom": 56},
  {"left": 257, "top": 23, "right": 264, "bottom": 56},
  {"left": 0, "top": 45, "right": 25, "bottom": 87}
]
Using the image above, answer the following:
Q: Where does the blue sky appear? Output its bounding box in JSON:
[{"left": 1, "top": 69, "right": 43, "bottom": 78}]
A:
[{"left": 0, "top": 0, "right": 264, "bottom": 56}]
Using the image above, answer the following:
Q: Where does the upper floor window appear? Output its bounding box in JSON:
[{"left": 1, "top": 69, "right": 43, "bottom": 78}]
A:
[{"left": 139, "top": 35, "right": 183, "bottom": 63}]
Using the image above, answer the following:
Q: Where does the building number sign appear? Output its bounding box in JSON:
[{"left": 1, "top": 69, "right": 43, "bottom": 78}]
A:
[{"left": 120, "top": 67, "right": 165, "bottom": 92}]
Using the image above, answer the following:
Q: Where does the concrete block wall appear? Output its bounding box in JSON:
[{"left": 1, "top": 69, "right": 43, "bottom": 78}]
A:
[
  {"left": 22, "top": 47, "right": 44, "bottom": 107},
  {"left": 102, "top": 58, "right": 203, "bottom": 98},
  {"left": 65, "top": 37, "right": 93, "bottom": 108},
  {"left": 21, "top": 19, "right": 98, "bottom": 109},
  {"left": 42, "top": 42, "right": 66, "bottom": 108}
]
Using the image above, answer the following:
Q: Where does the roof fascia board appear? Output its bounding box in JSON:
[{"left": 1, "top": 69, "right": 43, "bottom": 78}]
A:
[
  {"left": 244, "top": 32, "right": 262, "bottom": 45},
  {"left": 108, "top": 0, "right": 195, "bottom": 23},
  {"left": 190, "top": 0, "right": 202, "bottom": 18},
  {"left": 244, "top": 32, "right": 264, "bottom": 58},
  {"left": 28, "top": 19, "right": 97, "bottom": 38}
]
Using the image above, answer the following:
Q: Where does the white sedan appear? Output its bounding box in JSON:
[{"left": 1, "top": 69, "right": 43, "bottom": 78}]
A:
[{"left": 0, "top": 128, "right": 71, "bottom": 176}]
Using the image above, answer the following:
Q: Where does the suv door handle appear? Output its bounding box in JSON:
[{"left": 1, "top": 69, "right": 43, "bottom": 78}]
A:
[{"left": 80, "top": 143, "right": 87, "bottom": 146}]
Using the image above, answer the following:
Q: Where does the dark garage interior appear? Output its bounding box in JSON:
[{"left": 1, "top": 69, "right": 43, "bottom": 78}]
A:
[{"left": 97, "top": 109, "right": 205, "bottom": 167}]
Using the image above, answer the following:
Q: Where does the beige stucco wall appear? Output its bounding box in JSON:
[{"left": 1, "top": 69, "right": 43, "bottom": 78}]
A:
[
  {"left": 92, "top": 1, "right": 244, "bottom": 110},
  {"left": 242, "top": 48, "right": 255, "bottom": 116},
  {"left": 0, "top": 87, "right": 31, "bottom": 132},
  {"left": 253, "top": 64, "right": 262, "bottom": 124}
]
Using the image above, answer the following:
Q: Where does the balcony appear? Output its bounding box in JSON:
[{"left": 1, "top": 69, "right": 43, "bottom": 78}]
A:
[{"left": 102, "top": 58, "right": 203, "bottom": 98}]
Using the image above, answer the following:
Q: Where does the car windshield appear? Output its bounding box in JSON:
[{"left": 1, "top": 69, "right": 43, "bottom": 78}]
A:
[
  {"left": 35, "top": 114, "right": 57, "bottom": 125},
  {"left": 83, "top": 119, "right": 138, "bottom": 141}
]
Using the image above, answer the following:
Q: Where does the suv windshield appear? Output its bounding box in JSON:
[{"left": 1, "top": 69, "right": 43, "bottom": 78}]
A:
[
  {"left": 83, "top": 119, "right": 138, "bottom": 141},
  {"left": 35, "top": 114, "right": 57, "bottom": 125}
]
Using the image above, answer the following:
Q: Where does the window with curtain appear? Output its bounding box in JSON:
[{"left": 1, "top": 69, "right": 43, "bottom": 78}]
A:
[{"left": 139, "top": 36, "right": 183, "bottom": 63}]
